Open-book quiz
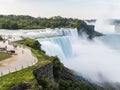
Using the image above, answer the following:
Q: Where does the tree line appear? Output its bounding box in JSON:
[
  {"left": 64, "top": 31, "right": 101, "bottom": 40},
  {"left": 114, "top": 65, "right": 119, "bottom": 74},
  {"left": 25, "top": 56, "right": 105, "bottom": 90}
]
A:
[{"left": 0, "top": 15, "right": 86, "bottom": 29}]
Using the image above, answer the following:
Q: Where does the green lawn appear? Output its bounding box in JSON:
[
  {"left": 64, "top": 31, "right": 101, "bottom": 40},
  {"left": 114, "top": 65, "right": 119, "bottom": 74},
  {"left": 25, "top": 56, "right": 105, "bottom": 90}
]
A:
[{"left": 0, "top": 52, "right": 11, "bottom": 61}]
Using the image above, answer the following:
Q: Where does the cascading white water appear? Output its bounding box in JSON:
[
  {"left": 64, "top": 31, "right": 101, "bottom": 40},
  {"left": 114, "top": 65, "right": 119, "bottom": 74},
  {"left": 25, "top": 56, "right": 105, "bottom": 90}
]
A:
[
  {"left": 37, "top": 28, "right": 79, "bottom": 60},
  {"left": 37, "top": 36, "right": 73, "bottom": 60},
  {"left": 56, "top": 28, "right": 79, "bottom": 40}
]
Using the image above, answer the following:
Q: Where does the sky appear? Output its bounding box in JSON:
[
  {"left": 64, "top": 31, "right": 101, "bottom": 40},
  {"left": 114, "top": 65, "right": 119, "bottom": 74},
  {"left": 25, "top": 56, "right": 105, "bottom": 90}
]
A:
[{"left": 0, "top": 0, "right": 120, "bottom": 19}]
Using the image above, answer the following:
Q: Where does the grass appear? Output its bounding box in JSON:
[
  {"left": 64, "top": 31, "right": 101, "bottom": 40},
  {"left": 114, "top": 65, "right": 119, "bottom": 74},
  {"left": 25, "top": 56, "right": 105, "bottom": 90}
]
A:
[
  {"left": 0, "top": 52, "right": 11, "bottom": 61},
  {"left": 0, "top": 49, "right": 51, "bottom": 90}
]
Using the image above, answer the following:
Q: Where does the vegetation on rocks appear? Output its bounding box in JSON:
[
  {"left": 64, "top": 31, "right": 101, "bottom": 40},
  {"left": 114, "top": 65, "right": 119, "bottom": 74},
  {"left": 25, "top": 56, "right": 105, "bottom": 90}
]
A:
[{"left": 17, "top": 38, "right": 41, "bottom": 50}]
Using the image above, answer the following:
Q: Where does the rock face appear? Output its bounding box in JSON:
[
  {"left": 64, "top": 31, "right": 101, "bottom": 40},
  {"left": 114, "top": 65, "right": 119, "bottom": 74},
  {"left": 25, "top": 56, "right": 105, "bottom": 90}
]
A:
[
  {"left": 10, "top": 82, "right": 31, "bottom": 90},
  {"left": 77, "top": 25, "right": 103, "bottom": 39},
  {"left": 61, "top": 67, "right": 75, "bottom": 80},
  {"left": 33, "top": 62, "right": 54, "bottom": 81}
]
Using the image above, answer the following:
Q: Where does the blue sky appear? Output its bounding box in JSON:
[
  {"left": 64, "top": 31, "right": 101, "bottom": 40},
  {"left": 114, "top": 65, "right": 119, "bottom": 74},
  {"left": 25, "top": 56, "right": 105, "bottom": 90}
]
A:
[{"left": 0, "top": 0, "right": 120, "bottom": 19}]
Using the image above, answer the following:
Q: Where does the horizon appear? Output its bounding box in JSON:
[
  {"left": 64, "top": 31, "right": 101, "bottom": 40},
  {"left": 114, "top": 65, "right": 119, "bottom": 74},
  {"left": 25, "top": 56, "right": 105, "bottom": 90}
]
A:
[{"left": 0, "top": 0, "right": 120, "bottom": 19}]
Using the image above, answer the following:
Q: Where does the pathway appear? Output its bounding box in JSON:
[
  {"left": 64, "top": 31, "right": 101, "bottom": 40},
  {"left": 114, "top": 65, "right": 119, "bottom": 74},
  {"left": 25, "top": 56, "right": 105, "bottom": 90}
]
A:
[{"left": 0, "top": 36, "right": 38, "bottom": 76}]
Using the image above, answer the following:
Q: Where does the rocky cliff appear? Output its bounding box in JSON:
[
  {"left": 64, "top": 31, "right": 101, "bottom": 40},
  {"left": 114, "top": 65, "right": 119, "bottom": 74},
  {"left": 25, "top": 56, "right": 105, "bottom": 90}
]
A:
[
  {"left": 77, "top": 25, "right": 103, "bottom": 39},
  {"left": 33, "top": 62, "right": 54, "bottom": 81}
]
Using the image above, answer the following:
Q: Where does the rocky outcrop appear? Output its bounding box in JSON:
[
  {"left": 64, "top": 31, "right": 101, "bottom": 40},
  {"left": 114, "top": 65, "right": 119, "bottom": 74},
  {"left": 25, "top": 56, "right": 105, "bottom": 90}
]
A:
[
  {"left": 33, "top": 62, "right": 54, "bottom": 81},
  {"left": 77, "top": 25, "right": 103, "bottom": 39}
]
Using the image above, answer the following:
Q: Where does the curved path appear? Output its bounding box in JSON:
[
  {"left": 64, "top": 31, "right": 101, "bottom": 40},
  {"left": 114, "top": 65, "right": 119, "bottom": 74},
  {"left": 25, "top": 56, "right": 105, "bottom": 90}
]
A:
[{"left": 0, "top": 36, "right": 38, "bottom": 76}]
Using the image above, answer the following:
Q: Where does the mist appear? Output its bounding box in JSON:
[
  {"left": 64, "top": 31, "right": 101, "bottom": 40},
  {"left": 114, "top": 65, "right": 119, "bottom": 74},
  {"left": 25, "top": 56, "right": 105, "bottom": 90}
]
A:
[
  {"left": 58, "top": 23, "right": 120, "bottom": 89},
  {"left": 95, "top": 19, "right": 115, "bottom": 34},
  {"left": 64, "top": 37, "right": 120, "bottom": 82}
]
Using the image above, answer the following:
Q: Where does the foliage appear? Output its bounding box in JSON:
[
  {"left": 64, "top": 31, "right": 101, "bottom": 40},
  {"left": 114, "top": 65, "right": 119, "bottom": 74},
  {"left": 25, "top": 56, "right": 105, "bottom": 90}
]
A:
[
  {"left": 0, "top": 15, "right": 86, "bottom": 29},
  {"left": 0, "top": 52, "right": 11, "bottom": 61},
  {"left": 59, "top": 80, "right": 95, "bottom": 90},
  {"left": 0, "top": 36, "right": 3, "bottom": 41},
  {"left": 37, "top": 77, "right": 52, "bottom": 89},
  {"left": 51, "top": 56, "right": 63, "bottom": 81},
  {"left": 18, "top": 38, "right": 41, "bottom": 50}
]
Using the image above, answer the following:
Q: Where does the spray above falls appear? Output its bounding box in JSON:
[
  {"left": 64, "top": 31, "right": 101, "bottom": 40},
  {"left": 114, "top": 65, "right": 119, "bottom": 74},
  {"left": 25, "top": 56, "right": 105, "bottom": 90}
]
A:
[{"left": 94, "top": 19, "right": 115, "bottom": 34}]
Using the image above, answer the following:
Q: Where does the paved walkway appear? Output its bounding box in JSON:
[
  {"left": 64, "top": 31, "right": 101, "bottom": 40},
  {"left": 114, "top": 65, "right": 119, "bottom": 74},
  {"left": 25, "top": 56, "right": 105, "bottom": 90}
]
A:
[{"left": 0, "top": 36, "right": 38, "bottom": 76}]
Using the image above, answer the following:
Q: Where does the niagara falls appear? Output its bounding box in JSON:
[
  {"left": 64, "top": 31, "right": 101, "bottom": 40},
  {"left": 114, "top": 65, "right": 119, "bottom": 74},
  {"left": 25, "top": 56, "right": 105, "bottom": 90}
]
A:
[
  {"left": 1, "top": 20, "right": 120, "bottom": 89},
  {"left": 1, "top": 0, "right": 120, "bottom": 90}
]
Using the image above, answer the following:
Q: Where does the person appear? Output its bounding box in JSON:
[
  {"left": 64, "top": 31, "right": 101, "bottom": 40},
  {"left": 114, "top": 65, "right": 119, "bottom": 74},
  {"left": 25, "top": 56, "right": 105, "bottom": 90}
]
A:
[
  {"left": 22, "top": 50, "right": 24, "bottom": 54},
  {"left": 5, "top": 46, "right": 7, "bottom": 50},
  {"left": 3, "top": 39, "right": 5, "bottom": 44}
]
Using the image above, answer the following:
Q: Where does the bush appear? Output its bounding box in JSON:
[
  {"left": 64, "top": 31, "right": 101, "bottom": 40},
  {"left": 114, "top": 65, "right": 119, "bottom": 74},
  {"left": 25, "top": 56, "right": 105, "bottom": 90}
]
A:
[
  {"left": 37, "top": 77, "right": 51, "bottom": 89},
  {"left": 18, "top": 38, "right": 41, "bottom": 50},
  {"left": 51, "top": 57, "right": 63, "bottom": 81},
  {"left": 0, "top": 36, "right": 3, "bottom": 41},
  {"left": 59, "top": 80, "right": 94, "bottom": 90}
]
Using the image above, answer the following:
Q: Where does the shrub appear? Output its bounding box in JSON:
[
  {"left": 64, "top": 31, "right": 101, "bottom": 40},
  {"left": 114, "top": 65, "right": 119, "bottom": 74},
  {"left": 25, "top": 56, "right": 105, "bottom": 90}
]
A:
[{"left": 0, "top": 36, "right": 3, "bottom": 41}]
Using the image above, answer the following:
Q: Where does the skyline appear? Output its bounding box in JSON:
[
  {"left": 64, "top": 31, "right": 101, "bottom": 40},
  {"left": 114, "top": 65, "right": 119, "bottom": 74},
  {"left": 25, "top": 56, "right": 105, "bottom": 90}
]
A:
[{"left": 0, "top": 0, "right": 120, "bottom": 19}]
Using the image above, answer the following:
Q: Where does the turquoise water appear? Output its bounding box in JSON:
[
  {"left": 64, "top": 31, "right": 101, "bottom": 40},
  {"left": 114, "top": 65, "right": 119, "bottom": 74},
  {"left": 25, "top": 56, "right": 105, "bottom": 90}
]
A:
[{"left": 96, "top": 34, "right": 120, "bottom": 51}]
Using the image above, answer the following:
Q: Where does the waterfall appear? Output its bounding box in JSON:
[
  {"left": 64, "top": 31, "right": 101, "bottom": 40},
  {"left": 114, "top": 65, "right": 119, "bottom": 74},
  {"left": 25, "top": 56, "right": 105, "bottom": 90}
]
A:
[
  {"left": 37, "top": 28, "right": 79, "bottom": 60},
  {"left": 37, "top": 36, "right": 73, "bottom": 60},
  {"left": 56, "top": 28, "right": 79, "bottom": 40}
]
